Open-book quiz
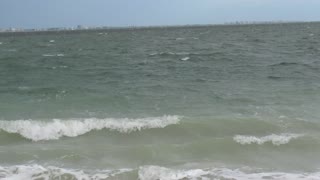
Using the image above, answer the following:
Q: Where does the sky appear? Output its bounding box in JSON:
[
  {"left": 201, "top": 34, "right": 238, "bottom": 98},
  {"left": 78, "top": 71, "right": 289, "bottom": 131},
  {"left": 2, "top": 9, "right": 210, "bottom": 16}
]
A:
[{"left": 0, "top": 0, "right": 320, "bottom": 29}]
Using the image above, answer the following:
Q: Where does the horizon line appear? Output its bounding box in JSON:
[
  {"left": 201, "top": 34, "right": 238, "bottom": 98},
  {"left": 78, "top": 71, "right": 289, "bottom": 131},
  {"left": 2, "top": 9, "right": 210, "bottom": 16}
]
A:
[{"left": 1, "top": 20, "right": 319, "bottom": 34}]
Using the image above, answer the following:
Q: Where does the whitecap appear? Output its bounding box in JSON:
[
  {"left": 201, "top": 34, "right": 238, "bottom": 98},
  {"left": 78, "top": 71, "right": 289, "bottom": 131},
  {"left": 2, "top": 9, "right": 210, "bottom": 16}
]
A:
[
  {"left": 233, "top": 133, "right": 302, "bottom": 146},
  {"left": 139, "top": 166, "right": 208, "bottom": 180},
  {"left": 18, "top": 86, "right": 30, "bottom": 91},
  {"left": 42, "top": 53, "right": 64, "bottom": 57},
  {"left": 166, "top": 52, "right": 175, "bottom": 55},
  {"left": 0, "top": 165, "right": 132, "bottom": 180},
  {"left": 180, "top": 57, "right": 190, "bottom": 61},
  {"left": 42, "top": 54, "right": 55, "bottom": 57},
  {"left": 49, "top": 40, "right": 55, "bottom": 43},
  {"left": 139, "top": 166, "right": 320, "bottom": 180},
  {"left": 0, "top": 115, "right": 181, "bottom": 141},
  {"left": 149, "top": 52, "right": 191, "bottom": 56},
  {"left": 0, "top": 42, "right": 2, "bottom": 45},
  {"left": 149, "top": 52, "right": 158, "bottom": 56},
  {"left": 1, "top": 164, "right": 320, "bottom": 180},
  {"left": 175, "top": 52, "right": 190, "bottom": 55}
]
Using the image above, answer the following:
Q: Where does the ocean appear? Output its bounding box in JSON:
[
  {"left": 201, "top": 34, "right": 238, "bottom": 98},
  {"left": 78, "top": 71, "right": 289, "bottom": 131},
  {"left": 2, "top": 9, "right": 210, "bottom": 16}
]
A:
[{"left": 1, "top": 22, "right": 320, "bottom": 179}]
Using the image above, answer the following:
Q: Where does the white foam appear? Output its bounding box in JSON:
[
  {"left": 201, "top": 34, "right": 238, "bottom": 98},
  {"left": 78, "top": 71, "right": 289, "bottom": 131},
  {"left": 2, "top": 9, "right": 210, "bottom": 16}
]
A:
[
  {"left": 1, "top": 165, "right": 320, "bottom": 180},
  {"left": 139, "top": 166, "right": 208, "bottom": 180},
  {"left": 49, "top": 40, "right": 55, "bottom": 43},
  {"left": 17, "top": 86, "right": 30, "bottom": 90},
  {"left": 149, "top": 52, "right": 158, "bottom": 56},
  {"left": 149, "top": 52, "right": 191, "bottom": 56},
  {"left": 42, "top": 54, "right": 55, "bottom": 57},
  {"left": 175, "top": 52, "right": 190, "bottom": 55},
  {"left": 0, "top": 165, "right": 132, "bottom": 180},
  {"left": 0, "top": 42, "right": 2, "bottom": 45},
  {"left": 0, "top": 115, "right": 181, "bottom": 141},
  {"left": 42, "top": 53, "right": 64, "bottom": 57},
  {"left": 180, "top": 57, "right": 190, "bottom": 61},
  {"left": 233, "top": 133, "right": 302, "bottom": 146},
  {"left": 139, "top": 166, "right": 320, "bottom": 180}
]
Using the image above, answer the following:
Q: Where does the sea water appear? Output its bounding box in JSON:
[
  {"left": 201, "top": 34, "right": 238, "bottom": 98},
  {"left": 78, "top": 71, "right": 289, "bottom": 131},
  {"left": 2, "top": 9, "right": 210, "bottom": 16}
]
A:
[{"left": 1, "top": 23, "right": 320, "bottom": 179}]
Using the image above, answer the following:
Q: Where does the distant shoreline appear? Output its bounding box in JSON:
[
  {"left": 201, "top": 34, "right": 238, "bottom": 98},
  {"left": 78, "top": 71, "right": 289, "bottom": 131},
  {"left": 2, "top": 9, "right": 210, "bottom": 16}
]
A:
[{"left": 0, "top": 21, "right": 318, "bottom": 36}]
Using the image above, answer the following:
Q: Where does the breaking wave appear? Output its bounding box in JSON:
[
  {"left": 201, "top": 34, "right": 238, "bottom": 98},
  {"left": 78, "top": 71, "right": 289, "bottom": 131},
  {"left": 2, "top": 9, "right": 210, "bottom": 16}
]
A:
[
  {"left": 233, "top": 133, "right": 303, "bottom": 146},
  {"left": 180, "top": 57, "right": 190, "bottom": 61},
  {"left": 0, "top": 115, "right": 181, "bottom": 141},
  {"left": 42, "top": 53, "right": 64, "bottom": 57},
  {"left": 0, "top": 165, "right": 132, "bottom": 180},
  {"left": 148, "top": 52, "right": 197, "bottom": 56},
  {"left": 1, "top": 164, "right": 320, "bottom": 180},
  {"left": 139, "top": 166, "right": 320, "bottom": 180}
]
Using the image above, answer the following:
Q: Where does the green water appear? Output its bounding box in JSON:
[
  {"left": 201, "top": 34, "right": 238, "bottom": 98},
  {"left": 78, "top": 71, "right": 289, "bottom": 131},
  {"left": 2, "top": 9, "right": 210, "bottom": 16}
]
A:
[{"left": 1, "top": 23, "right": 320, "bottom": 179}]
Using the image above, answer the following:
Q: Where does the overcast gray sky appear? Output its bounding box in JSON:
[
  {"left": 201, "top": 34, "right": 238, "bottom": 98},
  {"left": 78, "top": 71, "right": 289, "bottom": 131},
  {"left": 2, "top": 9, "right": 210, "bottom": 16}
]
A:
[{"left": 0, "top": 0, "right": 319, "bottom": 28}]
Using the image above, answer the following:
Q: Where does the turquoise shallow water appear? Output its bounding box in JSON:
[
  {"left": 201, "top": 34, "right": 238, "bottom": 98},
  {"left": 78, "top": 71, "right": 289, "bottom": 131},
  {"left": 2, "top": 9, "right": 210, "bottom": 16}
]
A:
[{"left": 1, "top": 23, "right": 320, "bottom": 179}]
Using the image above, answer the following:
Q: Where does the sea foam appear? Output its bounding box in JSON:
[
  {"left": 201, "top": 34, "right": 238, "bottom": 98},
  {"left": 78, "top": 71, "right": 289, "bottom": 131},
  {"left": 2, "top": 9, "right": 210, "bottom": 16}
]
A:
[
  {"left": 0, "top": 165, "right": 132, "bottom": 180},
  {"left": 2, "top": 164, "right": 319, "bottom": 180},
  {"left": 233, "top": 133, "right": 302, "bottom": 146},
  {"left": 149, "top": 52, "right": 193, "bottom": 56},
  {"left": 0, "top": 115, "right": 181, "bottom": 141},
  {"left": 139, "top": 166, "right": 320, "bottom": 180},
  {"left": 180, "top": 57, "right": 190, "bottom": 61},
  {"left": 42, "top": 53, "right": 64, "bottom": 57}
]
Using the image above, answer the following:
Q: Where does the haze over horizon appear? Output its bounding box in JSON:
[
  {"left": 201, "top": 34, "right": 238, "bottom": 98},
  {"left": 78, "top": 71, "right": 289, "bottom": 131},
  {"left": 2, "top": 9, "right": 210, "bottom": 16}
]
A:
[{"left": 1, "top": 0, "right": 320, "bottom": 29}]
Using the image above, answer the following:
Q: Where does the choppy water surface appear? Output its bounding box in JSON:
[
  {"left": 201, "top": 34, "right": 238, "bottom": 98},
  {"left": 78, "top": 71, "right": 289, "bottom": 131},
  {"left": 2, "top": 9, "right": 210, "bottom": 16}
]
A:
[{"left": 1, "top": 23, "right": 320, "bottom": 179}]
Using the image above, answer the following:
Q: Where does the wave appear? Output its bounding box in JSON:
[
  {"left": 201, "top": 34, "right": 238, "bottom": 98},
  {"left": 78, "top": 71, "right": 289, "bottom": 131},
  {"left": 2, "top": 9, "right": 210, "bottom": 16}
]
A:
[
  {"left": 148, "top": 52, "right": 197, "bottom": 56},
  {"left": 269, "top": 62, "right": 312, "bottom": 68},
  {"left": 175, "top": 37, "right": 185, "bottom": 40},
  {"left": 139, "top": 166, "right": 320, "bottom": 180},
  {"left": 0, "top": 115, "right": 181, "bottom": 141},
  {"left": 42, "top": 53, "right": 64, "bottom": 57},
  {"left": 267, "top": 75, "right": 284, "bottom": 80},
  {"left": 233, "top": 133, "right": 302, "bottom": 146},
  {"left": 1, "top": 165, "right": 319, "bottom": 180},
  {"left": 180, "top": 57, "right": 190, "bottom": 61},
  {"left": 0, "top": 165, "right": 132, "bottom": 180}
]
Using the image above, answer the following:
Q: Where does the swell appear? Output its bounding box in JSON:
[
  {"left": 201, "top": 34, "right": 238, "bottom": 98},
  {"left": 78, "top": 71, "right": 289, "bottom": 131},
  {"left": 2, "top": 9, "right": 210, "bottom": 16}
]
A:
[
  {"left": 0, "top": 115, "right": 181, "bottom": 141},
  {"left": 1, "top": 116, "right": 317, "bottom": 144},
  {"left": 269, "top": 62, "right": 315, "bottom": 69}
]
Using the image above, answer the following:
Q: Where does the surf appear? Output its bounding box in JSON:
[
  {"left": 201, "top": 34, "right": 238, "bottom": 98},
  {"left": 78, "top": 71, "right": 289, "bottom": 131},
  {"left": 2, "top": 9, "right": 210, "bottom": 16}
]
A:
[{"left": 0, "top": 115, "right": 181, "bottom": 141}]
